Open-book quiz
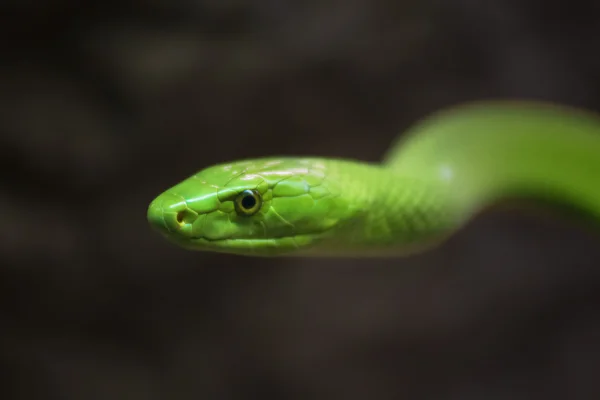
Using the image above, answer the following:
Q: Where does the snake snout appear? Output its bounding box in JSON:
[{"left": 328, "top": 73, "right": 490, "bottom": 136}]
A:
[{"left": 147, "top": 194, "right": 197, "bottom": 237}]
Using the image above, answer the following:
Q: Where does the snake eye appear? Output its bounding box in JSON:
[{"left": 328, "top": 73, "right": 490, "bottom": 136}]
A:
[{"left": 234, "top": 189, "right": 262, "bottom": 216}]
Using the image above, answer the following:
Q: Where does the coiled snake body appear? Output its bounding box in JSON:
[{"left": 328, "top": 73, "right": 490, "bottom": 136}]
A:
[{"left": 147, "top": 101, "right": 600, "bottom": 257}]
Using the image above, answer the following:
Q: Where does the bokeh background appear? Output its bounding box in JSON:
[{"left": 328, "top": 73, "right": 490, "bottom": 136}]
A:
[{"left": 2, "top": 1, "right": 600, "bottom": 399}]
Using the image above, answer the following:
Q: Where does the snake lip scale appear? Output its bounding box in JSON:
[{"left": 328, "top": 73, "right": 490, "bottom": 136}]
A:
[{"left": 186, "top": 233, "right": 321, "bottom": 243}]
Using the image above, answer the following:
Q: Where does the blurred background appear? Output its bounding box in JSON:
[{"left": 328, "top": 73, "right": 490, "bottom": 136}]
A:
[{"left": 1, "top": 1, "right": 600, "bottom": 399}]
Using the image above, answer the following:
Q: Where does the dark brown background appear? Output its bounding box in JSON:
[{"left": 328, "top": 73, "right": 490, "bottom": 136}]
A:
[{"left": 1, "top": 1, "right": 599, "bottom": 399}]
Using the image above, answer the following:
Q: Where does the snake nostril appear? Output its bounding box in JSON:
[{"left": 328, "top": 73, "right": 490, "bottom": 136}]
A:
[{"left": 176, "top": 210, "right": 197, "bottom": 225}]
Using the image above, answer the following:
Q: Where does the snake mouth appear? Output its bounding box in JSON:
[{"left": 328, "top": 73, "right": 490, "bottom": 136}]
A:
[
  {"left": 168, "top": 232, "right": 323, "bottom": 255},
  {"left": 187, "top": 232, "right": 320, "bottom": 244}
]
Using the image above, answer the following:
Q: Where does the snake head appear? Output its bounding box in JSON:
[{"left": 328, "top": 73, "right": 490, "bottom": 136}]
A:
[{"left": 147, "top": 157, "right": 354, "bottom": 256}]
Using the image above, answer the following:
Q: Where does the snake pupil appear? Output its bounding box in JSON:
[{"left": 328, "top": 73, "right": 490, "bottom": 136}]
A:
[{"left": 241, "top": 194, "right": 256, "bottom": 209}]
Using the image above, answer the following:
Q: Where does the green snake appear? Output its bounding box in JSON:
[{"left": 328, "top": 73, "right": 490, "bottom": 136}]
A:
[{"left": 147, "top": 100, "right": 600, "bottom": 257}]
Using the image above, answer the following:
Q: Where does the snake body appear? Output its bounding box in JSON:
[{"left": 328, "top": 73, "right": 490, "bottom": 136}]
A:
[{"left": 147, "top": 101, "right": 600, "bottom": 257}]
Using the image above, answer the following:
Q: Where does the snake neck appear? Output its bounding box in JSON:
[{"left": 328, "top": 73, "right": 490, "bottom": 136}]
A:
[
  {"left": 384, "top": 101, "right": 600, "bottom": 223},
  {"left": 302, "top": 160, "right": 460, "bottom": 256}
]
